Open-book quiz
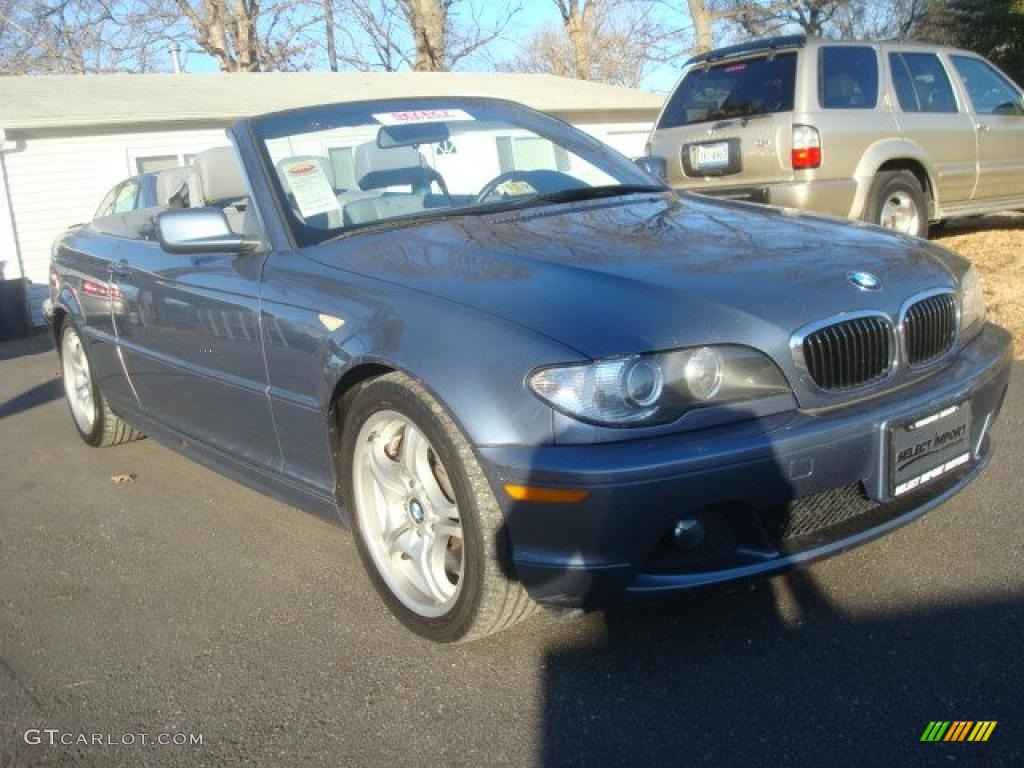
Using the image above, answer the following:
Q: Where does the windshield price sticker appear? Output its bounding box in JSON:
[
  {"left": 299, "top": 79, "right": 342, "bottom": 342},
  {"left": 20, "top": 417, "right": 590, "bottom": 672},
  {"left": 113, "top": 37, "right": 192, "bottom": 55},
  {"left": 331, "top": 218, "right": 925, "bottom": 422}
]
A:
[
  {"left": 283, "top": 161, "right": 340, "bottom": 218},
  {"left": 373, "top": 109, "right": 475, "bottom": 126}
]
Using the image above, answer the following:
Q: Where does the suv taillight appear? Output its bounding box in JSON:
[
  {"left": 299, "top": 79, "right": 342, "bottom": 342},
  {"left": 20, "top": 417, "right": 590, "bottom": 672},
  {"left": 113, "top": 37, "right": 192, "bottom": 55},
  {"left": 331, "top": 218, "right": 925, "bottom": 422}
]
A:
[{"left": 792, "top": 125, "right": 821, "bottom": 170}]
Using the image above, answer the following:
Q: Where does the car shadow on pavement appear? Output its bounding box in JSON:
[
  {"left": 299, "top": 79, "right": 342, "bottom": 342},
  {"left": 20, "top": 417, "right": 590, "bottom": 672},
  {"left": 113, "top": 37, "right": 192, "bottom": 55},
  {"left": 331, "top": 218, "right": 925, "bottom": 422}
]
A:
[
  {"left": 0, "top": 330, "right": 52, "bottom": 361},
  {"left": 0, "top": 377, "right": 63, "bottom": 420},
  {"left": 538, "top": 576, "right": 1022, "bottom": 768}
]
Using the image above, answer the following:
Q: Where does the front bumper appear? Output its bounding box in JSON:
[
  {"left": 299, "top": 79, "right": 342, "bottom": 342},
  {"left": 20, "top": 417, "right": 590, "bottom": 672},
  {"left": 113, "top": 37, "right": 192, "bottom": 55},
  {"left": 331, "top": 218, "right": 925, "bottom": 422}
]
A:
[{"left": 479, "top": 323, "right": 1012, "bottom": 607}]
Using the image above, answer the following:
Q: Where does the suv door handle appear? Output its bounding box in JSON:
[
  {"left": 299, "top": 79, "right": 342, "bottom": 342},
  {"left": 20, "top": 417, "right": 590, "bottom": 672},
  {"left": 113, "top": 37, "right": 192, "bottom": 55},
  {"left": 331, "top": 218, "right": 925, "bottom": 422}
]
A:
[
  {"left": 975, "top": 123, "right": 991, "bottom": 131},
  {"left": 111, "top": 259, "right": 131, "bottom": 278}
]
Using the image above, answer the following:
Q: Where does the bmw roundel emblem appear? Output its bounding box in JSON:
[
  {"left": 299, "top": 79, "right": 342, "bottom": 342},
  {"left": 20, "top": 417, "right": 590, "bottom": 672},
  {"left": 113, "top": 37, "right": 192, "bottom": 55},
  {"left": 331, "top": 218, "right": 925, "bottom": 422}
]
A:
[{"left": 848, "top": 271, "right": 881, "bottom": 291}]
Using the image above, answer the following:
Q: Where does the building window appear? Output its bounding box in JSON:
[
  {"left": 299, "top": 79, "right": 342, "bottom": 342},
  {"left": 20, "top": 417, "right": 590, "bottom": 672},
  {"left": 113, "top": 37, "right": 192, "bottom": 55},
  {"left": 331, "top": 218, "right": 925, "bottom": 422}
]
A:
[
  {"left": 496, "top": 136, "right": 570, "bottom": 173},
  {"left": 135, "top": 154, "right": 179, "bottom": 174}
]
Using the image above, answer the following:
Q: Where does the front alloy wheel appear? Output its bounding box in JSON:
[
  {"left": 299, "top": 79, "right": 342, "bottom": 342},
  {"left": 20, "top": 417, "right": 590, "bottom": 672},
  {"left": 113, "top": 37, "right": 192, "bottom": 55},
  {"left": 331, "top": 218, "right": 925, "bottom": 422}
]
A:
[
  {"left": 352, "top": 411, "right": 465, "bottom": 617},
  {"left": 341, "top": 372, "right": 535, "bottom": 642}
]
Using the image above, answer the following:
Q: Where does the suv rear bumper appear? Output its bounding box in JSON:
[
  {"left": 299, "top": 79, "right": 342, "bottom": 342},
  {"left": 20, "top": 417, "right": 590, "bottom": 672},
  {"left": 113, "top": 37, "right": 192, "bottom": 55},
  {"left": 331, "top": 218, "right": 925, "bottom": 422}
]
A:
[{"left": 682, "top": 177, "right": 859, "bottom": 219}]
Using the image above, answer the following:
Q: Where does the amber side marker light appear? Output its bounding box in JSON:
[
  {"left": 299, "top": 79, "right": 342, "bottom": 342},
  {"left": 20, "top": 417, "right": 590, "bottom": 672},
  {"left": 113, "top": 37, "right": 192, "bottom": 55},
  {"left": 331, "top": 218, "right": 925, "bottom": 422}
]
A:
[{"left": 504, "top": 485, "right": 590, "bottom": 504}]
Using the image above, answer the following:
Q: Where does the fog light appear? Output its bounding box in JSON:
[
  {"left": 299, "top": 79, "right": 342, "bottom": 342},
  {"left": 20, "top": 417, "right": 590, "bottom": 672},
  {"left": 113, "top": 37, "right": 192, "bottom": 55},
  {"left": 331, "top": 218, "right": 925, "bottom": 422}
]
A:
[{"left": 672, "top": 517, "right": 706, "bottom": 550}]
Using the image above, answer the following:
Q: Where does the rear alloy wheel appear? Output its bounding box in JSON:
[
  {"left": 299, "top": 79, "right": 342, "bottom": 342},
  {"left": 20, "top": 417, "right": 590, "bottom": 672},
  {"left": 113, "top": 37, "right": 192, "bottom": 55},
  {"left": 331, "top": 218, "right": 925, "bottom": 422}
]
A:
[
  {"left": 59, "top": 322, "right": 143, "bottom": 447},
  {"left": 864, "top": 170, "right": 929, "bottom": 239},
  {"left": 341, "top": 373, "right": 536, "bottom": 642}
]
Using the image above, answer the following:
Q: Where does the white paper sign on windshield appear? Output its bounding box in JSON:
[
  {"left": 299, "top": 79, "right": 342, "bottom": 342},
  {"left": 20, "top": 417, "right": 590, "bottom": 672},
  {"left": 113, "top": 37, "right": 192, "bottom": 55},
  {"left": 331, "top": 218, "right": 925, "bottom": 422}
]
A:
[
  {"left": 373, "top": 109, "right": 475, "bottom": 126},
  {"left": 281, "top": 160, "right": 340, "bottom": 219}
]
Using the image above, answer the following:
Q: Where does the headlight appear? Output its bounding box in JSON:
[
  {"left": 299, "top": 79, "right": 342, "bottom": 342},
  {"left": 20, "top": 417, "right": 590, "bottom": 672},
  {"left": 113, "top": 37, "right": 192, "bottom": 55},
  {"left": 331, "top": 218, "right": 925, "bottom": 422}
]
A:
[
  {"left": 528, "top": 345, "right": 791, "bottom": 427},
  {"left": 960, "top": 265, "right": 986, "bottom": 333}
]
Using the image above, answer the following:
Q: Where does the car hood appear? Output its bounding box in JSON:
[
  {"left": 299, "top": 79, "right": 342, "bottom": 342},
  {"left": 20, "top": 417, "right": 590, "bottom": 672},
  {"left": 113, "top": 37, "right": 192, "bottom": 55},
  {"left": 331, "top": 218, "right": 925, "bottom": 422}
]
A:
[{"left": 310, "top": 193, "right": 966, "bottom": 363}]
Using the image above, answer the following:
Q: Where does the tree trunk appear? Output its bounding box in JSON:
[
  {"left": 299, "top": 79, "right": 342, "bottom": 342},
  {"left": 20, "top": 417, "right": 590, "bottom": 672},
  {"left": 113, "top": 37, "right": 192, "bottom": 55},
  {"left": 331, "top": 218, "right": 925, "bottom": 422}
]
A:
[
  {"left": 687, "top": 0, "right": 715, "bottom": 54},
  {"left": 324, "top": 0, "right": 337, "bottom": 71},
  {"left": 556, "top": 0, "right": 597, "bottom": 80},
  {"left": 406, "top": 0, "right": 448, "bottom": 71}
]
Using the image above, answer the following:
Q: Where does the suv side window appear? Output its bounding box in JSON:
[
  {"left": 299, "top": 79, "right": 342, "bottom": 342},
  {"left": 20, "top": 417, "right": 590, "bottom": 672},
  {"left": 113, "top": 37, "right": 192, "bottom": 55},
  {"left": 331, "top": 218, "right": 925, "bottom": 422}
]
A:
[
  {"left": 819, "top": 46, "right": 878, "bottom": 109},
  {"left": 950, "top": 55, "right": 1024, "bottom": 115},
  {"left": 889, "top": 53, "right": 958, "bottom": 113}
]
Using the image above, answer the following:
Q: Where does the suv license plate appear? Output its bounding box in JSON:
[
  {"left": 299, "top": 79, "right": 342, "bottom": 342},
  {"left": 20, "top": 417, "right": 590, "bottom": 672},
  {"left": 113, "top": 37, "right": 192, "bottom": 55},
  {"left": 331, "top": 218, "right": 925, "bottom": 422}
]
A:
[
  {"left": 692, "top": 142, "right": 730, "bottom": 169},
  {"left": 890, "top": 402, "right": 971, "bottom": 497}
]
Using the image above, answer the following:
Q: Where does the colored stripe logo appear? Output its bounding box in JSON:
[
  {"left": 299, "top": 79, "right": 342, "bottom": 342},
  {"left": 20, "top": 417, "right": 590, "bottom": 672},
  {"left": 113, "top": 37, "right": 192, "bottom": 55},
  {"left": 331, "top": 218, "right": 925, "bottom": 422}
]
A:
[{"left": 920, "top": 721, "right": 997, "bottom": 742}]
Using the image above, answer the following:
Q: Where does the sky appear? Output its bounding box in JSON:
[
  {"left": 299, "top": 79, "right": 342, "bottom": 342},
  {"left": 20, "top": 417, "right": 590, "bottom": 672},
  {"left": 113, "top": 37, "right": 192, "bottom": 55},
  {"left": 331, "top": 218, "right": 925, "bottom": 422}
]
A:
[{"left": 175, "top": 0, "right": 689, "bottom": 93}]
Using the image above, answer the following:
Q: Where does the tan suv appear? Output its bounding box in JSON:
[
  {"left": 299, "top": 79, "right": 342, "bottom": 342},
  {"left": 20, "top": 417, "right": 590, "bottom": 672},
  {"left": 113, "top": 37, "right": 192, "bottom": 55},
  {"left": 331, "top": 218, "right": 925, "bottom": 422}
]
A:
[{"left": 646, "top": 35, "right": 1024, "bottom": 238}]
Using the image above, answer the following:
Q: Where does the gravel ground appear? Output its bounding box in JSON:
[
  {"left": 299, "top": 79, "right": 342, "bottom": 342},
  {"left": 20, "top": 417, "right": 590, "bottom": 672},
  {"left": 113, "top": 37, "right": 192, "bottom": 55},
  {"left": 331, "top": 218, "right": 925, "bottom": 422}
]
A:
[{"left": 934, "top": 212, "right": 1024, "bottom": 357}]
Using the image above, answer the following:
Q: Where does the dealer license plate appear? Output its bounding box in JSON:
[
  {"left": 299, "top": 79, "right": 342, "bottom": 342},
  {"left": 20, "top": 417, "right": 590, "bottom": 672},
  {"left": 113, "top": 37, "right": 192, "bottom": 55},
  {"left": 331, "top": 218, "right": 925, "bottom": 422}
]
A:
[
  {"left": 889, "top": 402, "right": 972, "bottom": 497},
  {"left": 692, "top": 142, "right": 730, "bottom": 169}
]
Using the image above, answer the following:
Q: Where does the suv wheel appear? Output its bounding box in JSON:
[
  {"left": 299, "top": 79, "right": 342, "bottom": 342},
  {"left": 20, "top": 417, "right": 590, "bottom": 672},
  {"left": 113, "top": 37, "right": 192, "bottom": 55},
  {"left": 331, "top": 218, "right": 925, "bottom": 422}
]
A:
[{"left": 864, "top": 170, "right": 929, "bottom": 238}]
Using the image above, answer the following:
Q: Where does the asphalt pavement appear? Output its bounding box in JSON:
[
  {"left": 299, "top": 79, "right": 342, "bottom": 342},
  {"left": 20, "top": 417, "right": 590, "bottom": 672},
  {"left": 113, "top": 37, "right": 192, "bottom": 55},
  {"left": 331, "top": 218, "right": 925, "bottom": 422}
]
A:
[{"left": 1, "top": 331, "right": 1022, "bottom": 767}]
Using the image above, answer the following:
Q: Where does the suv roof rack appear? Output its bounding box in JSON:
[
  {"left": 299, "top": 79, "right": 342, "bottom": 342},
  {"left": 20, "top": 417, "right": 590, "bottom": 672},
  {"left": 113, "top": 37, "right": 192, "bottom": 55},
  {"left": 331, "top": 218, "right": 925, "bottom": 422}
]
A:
[{"left": 686, "top": 34, "right": 808, "bottom": 66}]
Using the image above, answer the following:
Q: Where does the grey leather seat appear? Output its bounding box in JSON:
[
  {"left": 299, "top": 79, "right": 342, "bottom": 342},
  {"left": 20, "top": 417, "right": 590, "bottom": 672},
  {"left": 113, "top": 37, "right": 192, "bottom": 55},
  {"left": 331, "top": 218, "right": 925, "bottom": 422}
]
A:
[
  {"left": 343, "top": 143, "right": 446, "bottom": 226},
  {"left": 155, "top": 167, "right": 189, "bottom": 207},
  {"left": 188, "top": 147, "right": 254, "bottom": 235}
]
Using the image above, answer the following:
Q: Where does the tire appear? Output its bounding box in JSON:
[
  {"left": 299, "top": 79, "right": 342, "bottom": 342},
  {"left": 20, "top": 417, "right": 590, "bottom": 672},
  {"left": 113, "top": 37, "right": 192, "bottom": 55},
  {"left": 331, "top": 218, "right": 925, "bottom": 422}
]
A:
[
  {"left": 864, "top": 170, "right": 930, "bottom": 239},
  {"left": 59, "top": 322, "right": 144, "bottom": 447},
  {"left": 340, "top": 372, "right": 536, "bottom": 642}
]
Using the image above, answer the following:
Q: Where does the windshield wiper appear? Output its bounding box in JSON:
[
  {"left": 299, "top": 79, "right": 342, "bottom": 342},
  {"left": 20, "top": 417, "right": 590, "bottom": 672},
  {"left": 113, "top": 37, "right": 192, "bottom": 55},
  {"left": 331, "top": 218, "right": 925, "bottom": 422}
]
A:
[{"left": 494, "top": 184, "right": 666, "bottom": 210}]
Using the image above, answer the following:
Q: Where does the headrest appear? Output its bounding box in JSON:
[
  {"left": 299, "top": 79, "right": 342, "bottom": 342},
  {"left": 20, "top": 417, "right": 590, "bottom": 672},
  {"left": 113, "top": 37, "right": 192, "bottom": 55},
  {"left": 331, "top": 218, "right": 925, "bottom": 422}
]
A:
[
  {"left": 354, "top": 142, "right": 429, "bottom": 191},
  {"left": 276, "top": 156, "right": 337, "bottom": 192},
  {"left": 193, "top": 146, "right": 247, "bottom": 205},
  {"left": 155, "top": 167, "right": 189, "bottom": 207}
]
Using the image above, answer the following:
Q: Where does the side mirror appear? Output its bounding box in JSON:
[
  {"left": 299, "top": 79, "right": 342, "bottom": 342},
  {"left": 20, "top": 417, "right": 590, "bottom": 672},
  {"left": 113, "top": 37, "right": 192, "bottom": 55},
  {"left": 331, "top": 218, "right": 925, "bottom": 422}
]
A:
[
  {"left": 155, "top": 208, "right": 257, "bottom": 255},
  {"left": 634, "top": 155, "right": 667, "bottom": 182}
]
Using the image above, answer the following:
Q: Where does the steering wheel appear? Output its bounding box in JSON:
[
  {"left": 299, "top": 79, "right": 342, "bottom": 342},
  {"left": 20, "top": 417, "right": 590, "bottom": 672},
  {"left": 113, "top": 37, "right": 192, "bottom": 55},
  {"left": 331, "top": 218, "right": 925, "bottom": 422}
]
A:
[
  {"left": 474, "top": 170, "right": 535, "bottom": 204},
  {"left": 474, "top": 169, "right": 581, "bottom": 205}
]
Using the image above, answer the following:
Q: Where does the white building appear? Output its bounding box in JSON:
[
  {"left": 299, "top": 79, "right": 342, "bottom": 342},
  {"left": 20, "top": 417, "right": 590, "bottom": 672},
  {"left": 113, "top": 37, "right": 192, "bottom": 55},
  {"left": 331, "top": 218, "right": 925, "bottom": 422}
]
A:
[{"left": 0, "top": 72, "right": 663, "bottom": 328}]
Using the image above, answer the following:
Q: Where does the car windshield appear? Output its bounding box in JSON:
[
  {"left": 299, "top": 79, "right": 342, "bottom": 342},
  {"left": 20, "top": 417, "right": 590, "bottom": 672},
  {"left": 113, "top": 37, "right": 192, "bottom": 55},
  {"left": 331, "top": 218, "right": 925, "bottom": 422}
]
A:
[
  {"left": 659, "top": 52, "right": 797, "bottom": 128},
  {"left": 250, "top": 98, "right": 663, "bottom": 245}
]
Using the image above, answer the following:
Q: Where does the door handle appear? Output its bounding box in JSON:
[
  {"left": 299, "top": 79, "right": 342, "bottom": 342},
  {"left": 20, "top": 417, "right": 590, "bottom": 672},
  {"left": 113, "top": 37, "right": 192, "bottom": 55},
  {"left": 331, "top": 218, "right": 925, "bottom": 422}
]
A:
[
  {"left": 111, "top": 259, "right": 130, "bottom": 278},
  {"left": 975, "top": 123, "right": 991, "bottom": 132}
]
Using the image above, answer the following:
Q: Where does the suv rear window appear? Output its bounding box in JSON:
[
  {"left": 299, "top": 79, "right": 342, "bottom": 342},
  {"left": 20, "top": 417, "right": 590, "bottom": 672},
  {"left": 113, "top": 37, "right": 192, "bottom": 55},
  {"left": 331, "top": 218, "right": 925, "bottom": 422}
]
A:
[
  {"left": 659, "top": 52, "right": 797, "bottom": 129},
  {"left": 819, "top": 46, "right": 878, "bottom": 108}
]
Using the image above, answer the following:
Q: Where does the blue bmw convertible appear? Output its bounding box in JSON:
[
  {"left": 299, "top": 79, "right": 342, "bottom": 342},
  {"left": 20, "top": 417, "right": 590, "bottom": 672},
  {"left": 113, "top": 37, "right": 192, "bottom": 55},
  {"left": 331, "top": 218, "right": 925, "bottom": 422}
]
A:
[{"left": 46, "top": 97, "right": 1011, "bottom": 641}]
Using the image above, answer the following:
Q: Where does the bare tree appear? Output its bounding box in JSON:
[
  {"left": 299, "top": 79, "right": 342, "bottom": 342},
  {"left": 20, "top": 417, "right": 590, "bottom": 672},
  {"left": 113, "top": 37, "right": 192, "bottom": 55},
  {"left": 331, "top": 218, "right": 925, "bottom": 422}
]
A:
[
  {"left": 169, "top": 0, "right": 321, "bottom": 71},
  {"left": 674, "top": 0, "right": 803, "bottom": 54},
  {"left": 0, "top": 0, "right": 168, "bottom": 74},
  {"left": 326, "top": 0, "right": 518, "bottom": 72},
  {"left": 504, "top": 0, "right": 665, "bottom": 85},
  {"left": 721, "top": 0, "right": 931, "bottom": 42}
]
